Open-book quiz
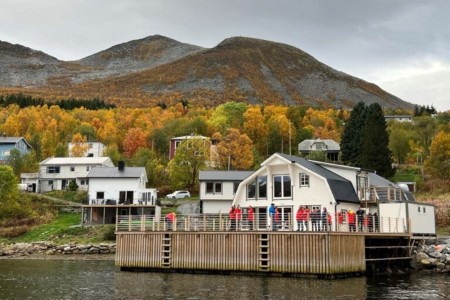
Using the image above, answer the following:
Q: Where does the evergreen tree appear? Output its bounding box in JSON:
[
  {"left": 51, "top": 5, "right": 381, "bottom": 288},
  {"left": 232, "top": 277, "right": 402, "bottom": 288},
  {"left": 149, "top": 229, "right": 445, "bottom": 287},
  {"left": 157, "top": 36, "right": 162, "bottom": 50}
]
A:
[
  {"left": 359, "top": 103, "right": 395, "bottom": 178},
  {"left": 340, "top": 102, "right": 367, "bottom": 165}
]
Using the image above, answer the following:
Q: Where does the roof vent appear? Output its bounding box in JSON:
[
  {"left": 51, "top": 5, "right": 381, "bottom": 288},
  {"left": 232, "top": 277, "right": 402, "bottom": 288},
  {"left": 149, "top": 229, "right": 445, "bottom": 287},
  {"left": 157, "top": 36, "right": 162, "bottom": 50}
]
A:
[{"left": 118, "top": 161, "right": 125, "bottom": 171}]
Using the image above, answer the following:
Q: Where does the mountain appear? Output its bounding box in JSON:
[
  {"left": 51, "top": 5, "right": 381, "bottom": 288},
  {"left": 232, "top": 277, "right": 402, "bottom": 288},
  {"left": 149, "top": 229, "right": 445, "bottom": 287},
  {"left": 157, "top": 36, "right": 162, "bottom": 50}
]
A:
[{"left": 0, "top": 36, "right": 413, "bottom": 109}]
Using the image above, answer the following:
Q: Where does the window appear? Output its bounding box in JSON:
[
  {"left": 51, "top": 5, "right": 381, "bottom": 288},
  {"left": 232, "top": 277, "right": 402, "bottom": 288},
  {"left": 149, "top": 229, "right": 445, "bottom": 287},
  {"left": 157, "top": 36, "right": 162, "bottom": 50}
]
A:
[
  {"left": 206, "top": 182, "right": 222, "bottom": 194},
  {"left": 97, "top": 192, "right": 104, "bottom": 200},
  {"left": 47, "top": 166, "right": 60, "bottom": 173},
  {"left": 273, "top": 175, "right": 291, "bottom": 198},
  {"left": 423, "top": 207, "right": 426, "bottom": 213},
  {"left": 48, "top": 180, "right": 53, "bottom": 186},
  {"left": 247, "top": 176, "right": 267, "bottom": 199},
  {"left": 233, "top": 182, "right": 240, "bottom": 194},
  {"left": 300, "top": 173, "right": 310, "bottom": 187},
  {"left": 70, "top": 166, "right": 75, "bottom": 172}
]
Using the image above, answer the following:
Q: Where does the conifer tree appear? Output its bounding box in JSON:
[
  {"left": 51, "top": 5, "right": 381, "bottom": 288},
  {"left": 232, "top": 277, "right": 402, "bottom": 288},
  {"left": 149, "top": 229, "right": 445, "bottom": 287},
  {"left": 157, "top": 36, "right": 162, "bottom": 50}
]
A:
[
  {"left": 340, "top": 102, "right": 367, "bottom": 166},
  {"left": 359, "top": 103, "right": 395, "bottom": 178}
]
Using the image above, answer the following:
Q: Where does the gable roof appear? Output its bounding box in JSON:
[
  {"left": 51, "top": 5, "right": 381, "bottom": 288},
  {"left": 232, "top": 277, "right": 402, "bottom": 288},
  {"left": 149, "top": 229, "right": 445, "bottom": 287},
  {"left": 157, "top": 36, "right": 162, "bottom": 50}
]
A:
[
  {"left": 87, "top": 167, "right": 146, "bottom": 178},
  {"left": 40, "top": 157, "right": 112, "bottom": 165},
  {"left": 298, "top": 139, "right": 340, "bottom": 151},
  {"left": 199, "top": 170, "right": 253, "bottom": 181},
  {"left": 277, "top": 153, "right": 360, "bottom": 203},
  {"left": 0, "top": 137, "right": 32, "bottom": 148}
]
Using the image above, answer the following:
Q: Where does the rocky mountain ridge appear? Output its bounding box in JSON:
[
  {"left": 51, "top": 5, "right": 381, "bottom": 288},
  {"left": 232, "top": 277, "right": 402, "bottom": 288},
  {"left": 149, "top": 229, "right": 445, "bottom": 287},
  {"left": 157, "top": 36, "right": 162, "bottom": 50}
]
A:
[{"left": 0, "top": 35, "right": 413, "bottom": 109}]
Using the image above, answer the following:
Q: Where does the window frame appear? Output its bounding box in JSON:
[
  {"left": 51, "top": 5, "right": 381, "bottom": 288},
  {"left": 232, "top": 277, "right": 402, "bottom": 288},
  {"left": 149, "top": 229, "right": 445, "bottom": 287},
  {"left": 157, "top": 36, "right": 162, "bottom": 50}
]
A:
[
  {"left": 205, "top": 181, "right": 223, "bottom": 194},
  {"left": 299, "top": 173, "right": 310, "bottom": 187},
  {"left": 273, "top": 175, "right": 292, "bottom": 199}
]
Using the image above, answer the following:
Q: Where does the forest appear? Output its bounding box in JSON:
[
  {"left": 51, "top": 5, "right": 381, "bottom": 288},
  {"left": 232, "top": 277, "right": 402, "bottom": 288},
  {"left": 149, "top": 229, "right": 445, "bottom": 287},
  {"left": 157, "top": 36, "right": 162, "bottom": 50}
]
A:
[{"left": 0, "top": 95, "right": 448, "bottom": 194}]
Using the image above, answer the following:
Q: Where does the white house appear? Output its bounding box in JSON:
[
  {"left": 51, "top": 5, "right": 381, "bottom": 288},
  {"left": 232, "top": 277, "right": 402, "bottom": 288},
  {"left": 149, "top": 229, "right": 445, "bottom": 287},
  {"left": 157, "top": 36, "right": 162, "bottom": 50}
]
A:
[
  {"left": 199, "top": 170, "right": 253, "bottom": 214},
  {"left": 68, "top": 141, "right": 105, "bottom": 157},
  {"left": 83, "top": 163, "right": 160, "bottom": 225},
  {"left": 298, "top": 138, "right": 340, "bottom": 161},
  {"left": 232, "top": 153, "right": 360, "bottom": 230},
  {"left": 231, "top": 153, "right": 435, "bottom": 235},
  {"left": 38, "top": 157, "right": 114, "bottom": 192},
  {"left": 86, "top": 164, "right": 157, "bottom": 205}
]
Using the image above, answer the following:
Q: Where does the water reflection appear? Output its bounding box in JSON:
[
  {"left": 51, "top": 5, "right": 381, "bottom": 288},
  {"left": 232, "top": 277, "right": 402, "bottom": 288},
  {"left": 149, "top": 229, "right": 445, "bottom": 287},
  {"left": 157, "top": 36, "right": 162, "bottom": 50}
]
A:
[{"left": 0, "top": 259, "right": 449, "bottom": 299}]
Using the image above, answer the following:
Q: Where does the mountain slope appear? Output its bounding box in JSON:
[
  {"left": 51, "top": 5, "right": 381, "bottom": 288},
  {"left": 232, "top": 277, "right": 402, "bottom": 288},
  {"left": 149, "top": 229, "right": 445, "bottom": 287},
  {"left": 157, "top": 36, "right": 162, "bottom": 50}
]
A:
[
  {"left": 0, "top": 36, "right": 413, "bottom": 109},
  {"left": 70, "top": 37, "right": 412, "bottom": 109}
]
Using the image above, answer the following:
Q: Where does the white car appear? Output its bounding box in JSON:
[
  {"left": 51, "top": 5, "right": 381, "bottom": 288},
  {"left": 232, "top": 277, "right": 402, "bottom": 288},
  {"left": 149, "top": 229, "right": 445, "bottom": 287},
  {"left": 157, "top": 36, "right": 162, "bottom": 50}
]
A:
[{"left": 166, "top": 190, "right": 191, "bottom": 199}]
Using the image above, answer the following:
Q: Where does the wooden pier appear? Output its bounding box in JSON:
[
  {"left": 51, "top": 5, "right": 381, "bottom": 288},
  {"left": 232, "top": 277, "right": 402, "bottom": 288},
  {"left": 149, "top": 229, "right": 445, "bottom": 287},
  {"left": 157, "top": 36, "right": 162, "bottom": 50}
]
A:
[{"left": 115, "top": 214, "right": 413, "bottom": 276}]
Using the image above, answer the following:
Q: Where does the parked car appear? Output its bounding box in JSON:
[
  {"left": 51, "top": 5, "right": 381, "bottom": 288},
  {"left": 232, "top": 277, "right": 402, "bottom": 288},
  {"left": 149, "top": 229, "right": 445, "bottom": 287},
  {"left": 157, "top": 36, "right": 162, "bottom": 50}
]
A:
[{"left": 166, "top": 190, "right": 191, "bottom": 199}]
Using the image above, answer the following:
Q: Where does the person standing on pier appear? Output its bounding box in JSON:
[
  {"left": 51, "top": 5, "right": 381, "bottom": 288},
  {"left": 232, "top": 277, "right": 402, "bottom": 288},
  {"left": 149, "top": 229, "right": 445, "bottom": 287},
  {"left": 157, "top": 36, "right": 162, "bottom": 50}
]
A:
[
  {"left": 269, "top": 203, "right": 276, "bottom": 231},
  {"left": 311, "top": 208, "right": 320, "bottom": 231},
  {"left": 165, "top": 211, "right": 176, "bottom": 231},
  {"left": 247, "top": 206, "right": 254, "bottom": 230},
  {"left": 321, "top": 207, "right": 328, "bottom": 231},
  {"left": 229, "top": 205, "right": 236, "bottom": 231},
  {"left": 235, "top": 205, "right": 242, "bottom": 230},
  {"left": 356, "top": 206, "right": 365, "bottom": 232},
  {"left": 348, "top": 209, "right": 356, "bottom": 232}
]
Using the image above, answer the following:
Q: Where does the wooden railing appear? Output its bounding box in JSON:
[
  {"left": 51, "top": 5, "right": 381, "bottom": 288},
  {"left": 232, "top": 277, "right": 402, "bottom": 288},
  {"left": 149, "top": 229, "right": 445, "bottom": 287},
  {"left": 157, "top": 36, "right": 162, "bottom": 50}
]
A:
[{"left": 116, "top": 213, "right": 410, "bottom": 234}]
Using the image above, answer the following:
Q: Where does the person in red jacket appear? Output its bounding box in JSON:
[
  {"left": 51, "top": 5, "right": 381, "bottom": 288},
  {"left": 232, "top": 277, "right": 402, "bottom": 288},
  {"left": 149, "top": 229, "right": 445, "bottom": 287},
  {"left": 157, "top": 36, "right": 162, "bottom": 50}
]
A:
[
  {"left": 234, "top": 205, "right": 242, "bottom": 230},
  {"left": 165, "top": 211, "right": 176, "bottom": 231},
  {"left": 347, "top": 209, "right": 356, "bottom": 232},
  {"left": 247, "top": 206, "right": 254, "bottom": 230},
  {"left": 229, "top": 205, "right": 236, "bottom": 231},
  {"left": 337, "top": 211, "right": 344, "bottom": 232},
  {"left": 274, "top": 208, "right": 280, "bottom": 231},
  {"left": 296, "top": 206, "right": 307, "bottom": 231}
]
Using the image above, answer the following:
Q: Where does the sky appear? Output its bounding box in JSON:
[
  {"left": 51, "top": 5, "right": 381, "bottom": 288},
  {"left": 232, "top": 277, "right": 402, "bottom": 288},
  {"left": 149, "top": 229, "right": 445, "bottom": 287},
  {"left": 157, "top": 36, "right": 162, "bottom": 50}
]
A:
[{"left": 0, "top": 0, "right": 449, "bottom": 112}]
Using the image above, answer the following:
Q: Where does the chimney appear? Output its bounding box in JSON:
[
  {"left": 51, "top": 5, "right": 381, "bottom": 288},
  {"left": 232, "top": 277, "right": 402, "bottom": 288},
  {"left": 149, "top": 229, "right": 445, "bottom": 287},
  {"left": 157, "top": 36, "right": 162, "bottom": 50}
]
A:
[{"left": 118, "top": 161, "right": 125, "bottom": 171}]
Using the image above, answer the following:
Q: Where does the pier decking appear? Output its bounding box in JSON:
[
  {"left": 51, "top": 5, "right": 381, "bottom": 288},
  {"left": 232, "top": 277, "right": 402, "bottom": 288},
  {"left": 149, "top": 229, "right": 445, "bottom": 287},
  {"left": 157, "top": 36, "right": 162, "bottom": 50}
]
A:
[{"left": 115, "top": 214, "right": 412, "bottom": 276}]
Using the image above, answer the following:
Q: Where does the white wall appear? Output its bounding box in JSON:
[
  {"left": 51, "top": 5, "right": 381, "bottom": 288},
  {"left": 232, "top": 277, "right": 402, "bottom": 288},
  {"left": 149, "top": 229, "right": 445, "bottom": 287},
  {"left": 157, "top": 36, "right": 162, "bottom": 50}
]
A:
[
  {"left": 202, "top": 200, "right": 233, "bottom": 214},
  {"left": 200, "top": 181, "right": 235, "bottom": 200},
  {"left": 88, "top": 178, "right": 141, "bottom": 204},
  {"left": 407, "top": 203, "right": 436, "bottom": 235}
]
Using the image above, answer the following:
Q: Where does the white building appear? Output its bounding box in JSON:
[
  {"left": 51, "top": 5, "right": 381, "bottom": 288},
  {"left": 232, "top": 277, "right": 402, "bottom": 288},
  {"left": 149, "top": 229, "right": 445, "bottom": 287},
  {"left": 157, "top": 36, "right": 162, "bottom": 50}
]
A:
[
  {"left": 199, "top": 170, "right": 253, "bottom": 214},
  {"left": 68, "top": 141, "right": 105, "bottom": 157},
  {"left": 231, "top": 153, "right": 435, "bottom": 235},
  {"left": 86, "top": 164, "right": 157, "bottom": 206},
  {"left": 38, "top": 157, "right": 114, "bottom": 192}
]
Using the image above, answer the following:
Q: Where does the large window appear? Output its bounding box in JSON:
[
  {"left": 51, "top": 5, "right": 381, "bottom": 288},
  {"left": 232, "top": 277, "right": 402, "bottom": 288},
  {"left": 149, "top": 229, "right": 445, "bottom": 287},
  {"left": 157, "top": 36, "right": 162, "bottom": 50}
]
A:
[
  {"left": 273, "top": 175, "right": 291, "bottom": 198},
  {"left": 206, "top": 182, "right": 222, "bottom": 194},
  {"left": 47, "top": 166, "right": 60, "bottom": 173},
  {"left": 247, "top": 176, "right": 267, "bottom": 199},
  {"left": 300, "top": 173, "right": 310, "bottom": 187}
]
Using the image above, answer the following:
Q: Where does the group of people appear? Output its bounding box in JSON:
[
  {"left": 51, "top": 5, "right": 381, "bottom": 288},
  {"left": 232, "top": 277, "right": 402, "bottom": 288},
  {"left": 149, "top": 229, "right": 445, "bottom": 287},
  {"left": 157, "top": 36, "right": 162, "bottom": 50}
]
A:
[
  {"left": 296, "top": 206, "right": 332, "bottom": 231},
  {"left": 343, "top": 207, "right": 379, "bottom": 232},
  {"left": 229, "top": 205, "right": 254, "bottom": 230}
]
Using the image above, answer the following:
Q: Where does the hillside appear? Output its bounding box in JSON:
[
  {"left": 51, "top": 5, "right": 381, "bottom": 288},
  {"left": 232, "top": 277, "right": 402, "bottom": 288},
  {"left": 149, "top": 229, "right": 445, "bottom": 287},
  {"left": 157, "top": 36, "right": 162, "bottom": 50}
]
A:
[{"left": 0, "top": 36, "right": 414, "bottom": 109}]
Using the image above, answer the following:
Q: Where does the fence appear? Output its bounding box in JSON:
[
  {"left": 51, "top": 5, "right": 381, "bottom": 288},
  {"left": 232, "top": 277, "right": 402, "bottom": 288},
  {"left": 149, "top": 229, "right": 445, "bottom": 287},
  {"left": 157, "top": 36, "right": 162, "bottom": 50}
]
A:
[{"left": 116, "top": 213, "right": 410, "bottom": 234}]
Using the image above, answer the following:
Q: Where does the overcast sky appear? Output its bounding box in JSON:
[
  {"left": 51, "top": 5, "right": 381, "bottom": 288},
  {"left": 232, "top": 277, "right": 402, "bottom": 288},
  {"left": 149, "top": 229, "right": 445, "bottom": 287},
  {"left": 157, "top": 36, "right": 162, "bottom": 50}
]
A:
[{"left": 1, "top": 0, "right": 449, "bottom": 111}]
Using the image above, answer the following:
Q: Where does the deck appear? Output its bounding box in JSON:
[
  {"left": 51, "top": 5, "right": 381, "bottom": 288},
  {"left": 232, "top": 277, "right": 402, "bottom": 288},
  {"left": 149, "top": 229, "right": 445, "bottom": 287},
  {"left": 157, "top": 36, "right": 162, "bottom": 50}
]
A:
[{"left": 115, "top": 214, "right": 412, "bottom": 276}]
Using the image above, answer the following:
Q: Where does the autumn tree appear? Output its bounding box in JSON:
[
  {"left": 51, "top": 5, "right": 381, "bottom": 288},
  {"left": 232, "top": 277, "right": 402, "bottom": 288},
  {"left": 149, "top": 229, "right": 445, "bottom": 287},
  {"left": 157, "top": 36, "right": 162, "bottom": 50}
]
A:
[
  {"left": 213, "top": 129, "right": 254, "bottom": 170},
  {"left": 243, "top": 106, "right": 268, "bottom": 156},
  {"left": 208, "top": 102, "right": 248, "bottom": 134},
  {"left": 389, "top": 127, "right": 411, "bottom": 164},
  {"left": 167, "top": 138, "right": 209, "bottom": 191},
  {"left": 70, "top": 133, "right": 89, "bottom": 157},
  {"left": 424, "top": 131, "right": 450, "bottom": 180},
  {"left": 123, "top": 128, "right": 148, "bottom": 158}
]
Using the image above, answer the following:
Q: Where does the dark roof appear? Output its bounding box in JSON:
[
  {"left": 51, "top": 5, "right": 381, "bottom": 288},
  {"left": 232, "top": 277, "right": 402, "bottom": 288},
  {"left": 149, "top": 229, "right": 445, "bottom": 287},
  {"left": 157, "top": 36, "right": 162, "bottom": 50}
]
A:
[
  {"left": 199, "top": 170, "right": 253, "bottom": 181},
  {"left": 0, "top": 137, "right": 32, "bottom": 148},
  {"left": 277, "top": 153, "right": 360, "bottom": 203},
  {"left": 87, "top": 167, "right": 145, "bottom": 178}
]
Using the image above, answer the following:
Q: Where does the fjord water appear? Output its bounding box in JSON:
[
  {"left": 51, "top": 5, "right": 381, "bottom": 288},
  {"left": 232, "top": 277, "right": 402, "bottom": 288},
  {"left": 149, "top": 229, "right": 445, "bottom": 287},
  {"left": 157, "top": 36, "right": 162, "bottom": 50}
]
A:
[{"left": 0, "top": 259, "right": 448, "bottom": 299}]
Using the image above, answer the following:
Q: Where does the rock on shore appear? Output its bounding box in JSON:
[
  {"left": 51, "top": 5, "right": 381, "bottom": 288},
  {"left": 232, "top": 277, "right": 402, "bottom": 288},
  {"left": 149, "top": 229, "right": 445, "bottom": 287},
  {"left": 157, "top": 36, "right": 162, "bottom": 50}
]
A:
[
  {"left": 411, "top": 237, "right": 450, "bottom": 273},
  {"left": 0, "top": 242, "right": 115, "bottom": 257}
]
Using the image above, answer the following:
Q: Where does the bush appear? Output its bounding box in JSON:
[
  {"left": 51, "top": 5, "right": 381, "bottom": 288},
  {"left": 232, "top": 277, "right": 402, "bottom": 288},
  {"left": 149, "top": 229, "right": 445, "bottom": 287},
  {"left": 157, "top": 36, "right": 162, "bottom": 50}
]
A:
[{"left": 102, "top": 225, "right": 116, "bottom": 241}]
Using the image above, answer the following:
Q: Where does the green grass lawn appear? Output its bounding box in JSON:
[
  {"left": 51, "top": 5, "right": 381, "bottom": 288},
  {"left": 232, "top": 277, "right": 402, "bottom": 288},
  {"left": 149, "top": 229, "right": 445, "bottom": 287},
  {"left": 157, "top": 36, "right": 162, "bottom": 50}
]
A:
[{"left": 11, "top": 212, "right": 115, "bottom": 245}]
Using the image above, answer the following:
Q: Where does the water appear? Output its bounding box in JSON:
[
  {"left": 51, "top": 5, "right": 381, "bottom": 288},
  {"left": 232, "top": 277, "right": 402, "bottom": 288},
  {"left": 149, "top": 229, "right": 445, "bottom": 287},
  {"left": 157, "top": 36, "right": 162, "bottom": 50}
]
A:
[{"left": 0, "top": 258, "right": 449, "bottom": 299}]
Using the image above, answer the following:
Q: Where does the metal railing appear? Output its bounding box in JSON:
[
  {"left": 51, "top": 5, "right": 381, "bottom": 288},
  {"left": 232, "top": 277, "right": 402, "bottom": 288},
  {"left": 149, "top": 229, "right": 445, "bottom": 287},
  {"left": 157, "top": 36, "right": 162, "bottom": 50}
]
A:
[{"left": 116, "top": 213, "right": 410, "bottom": 234}]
